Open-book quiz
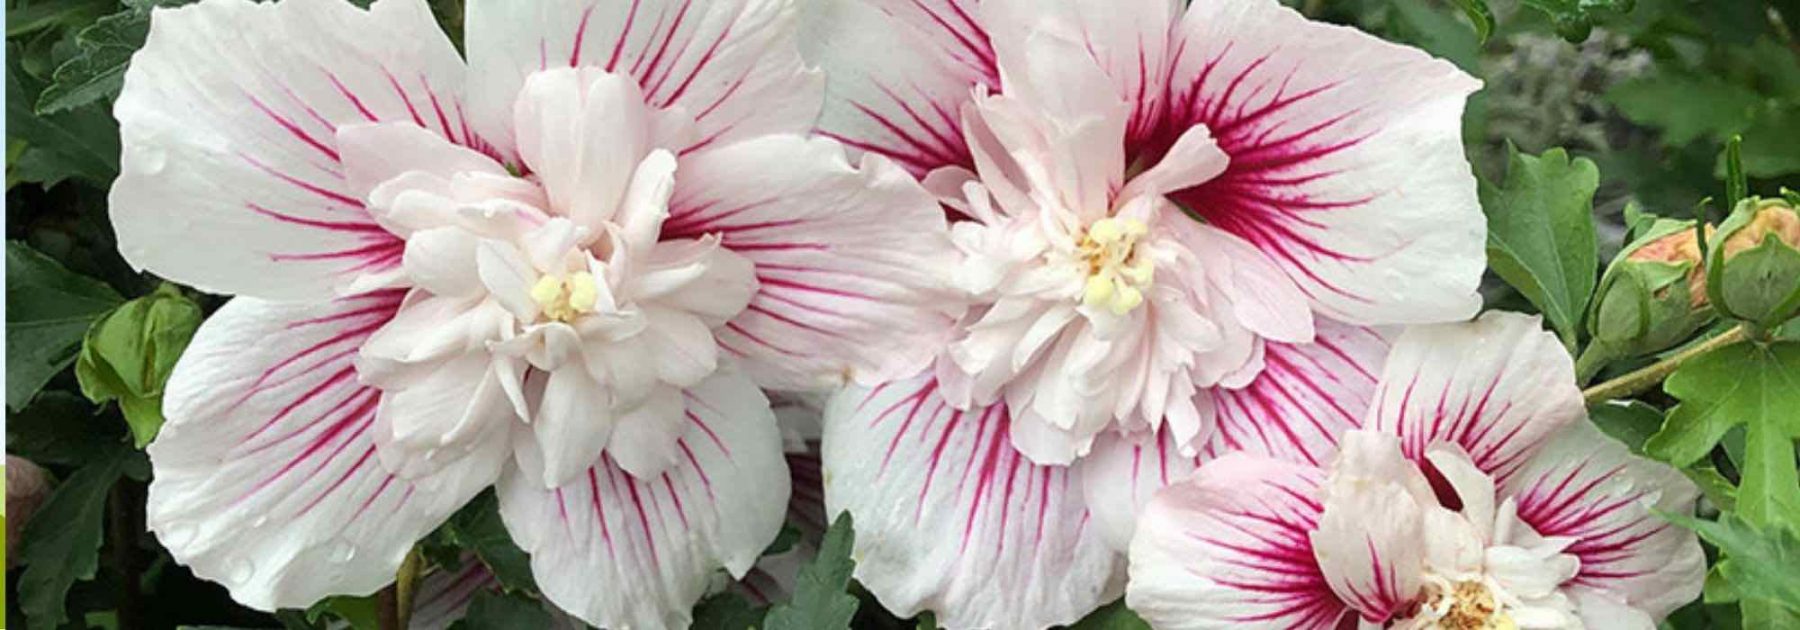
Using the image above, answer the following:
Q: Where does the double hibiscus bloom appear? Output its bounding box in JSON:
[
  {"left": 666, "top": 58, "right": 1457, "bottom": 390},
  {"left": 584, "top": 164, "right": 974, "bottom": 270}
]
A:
[{"left": 109, "top": 0, "right": 1703, "bottom": 628}]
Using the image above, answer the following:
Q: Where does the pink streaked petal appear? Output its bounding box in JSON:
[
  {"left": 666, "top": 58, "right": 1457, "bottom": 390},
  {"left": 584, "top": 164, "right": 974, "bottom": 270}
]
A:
[
  {"left": 1077, "top": 429, "right": 1203, "bottom": 552},
  {"left": 801, "top": 0, "right": 997, "bottom": 176},
  {"left": 979, "top": 0, "right": 1180, "bottom": 147},
  {"left": 112, "top": 0, "right": 477, "bottom": 300},
  {"left": 1126, "top": 454, "right": 1347, "bottom": 630},
  {"left": 497, "top": 370, "right": 788, "bottom": 629},
  {"left": 670, "top": 136, "right": 959, "bottom": 390},
  {"left": 1367, "top": 311, "right": 1584, "bottom": 485},
  {"left": 1505, "top": 421, "right": 1704, "bottom": 621},
  {"left": 147, "top": 294, "right": 504, "bottom": 611},
  {"left": 822, "top": 373, "right": 1123, "bottom": 629},
  {"left": 465, "top": 0, "right": 822, "bottom": 158},
  {"left": 1206, "top": 319, "right": 1390, "bottom": 466},
  {"left": 1156, "top": 0, "right": 1484, "bottom": 326}
]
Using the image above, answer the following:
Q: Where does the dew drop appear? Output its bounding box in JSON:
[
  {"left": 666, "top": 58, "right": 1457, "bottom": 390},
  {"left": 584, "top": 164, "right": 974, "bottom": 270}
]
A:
[
  {"left": 159, "top": 523, "right": 199, "bottom": 549},
  {"left": 224, "top": 557, "right": 256, "bottom": 585}
]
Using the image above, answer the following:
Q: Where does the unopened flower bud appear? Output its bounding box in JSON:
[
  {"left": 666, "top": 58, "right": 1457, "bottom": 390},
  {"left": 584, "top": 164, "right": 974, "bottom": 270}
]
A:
[
  {"left": 1589, "top": 219, "right": 1715, "bottom": 357},
  {"left": 1707, "top": 198, "right": 1800, "bottom": 328}
]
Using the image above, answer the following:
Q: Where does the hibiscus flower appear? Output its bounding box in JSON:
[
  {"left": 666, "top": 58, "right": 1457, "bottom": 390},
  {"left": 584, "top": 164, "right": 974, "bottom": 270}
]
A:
[
  {"left": 810, "top": 0, "right": 1485, "bottom": 625},
  {"left": 110, "top": 0, "right": 952, "bottom": 626},
  {"left": 1127, "top": 313, "right": 1705, "bottom": 629}
]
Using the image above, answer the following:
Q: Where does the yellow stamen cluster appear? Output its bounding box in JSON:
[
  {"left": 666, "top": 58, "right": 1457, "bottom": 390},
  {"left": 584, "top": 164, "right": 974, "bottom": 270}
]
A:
[
  {"left": 1424, "top": 580, "right": 1515, "bottom": 630},
  {"left": 1078, "top": 217, "right": 1154, "bottom": 315},
  {"left": 530, "top": 271, "right": 599, "bottom": 323}
]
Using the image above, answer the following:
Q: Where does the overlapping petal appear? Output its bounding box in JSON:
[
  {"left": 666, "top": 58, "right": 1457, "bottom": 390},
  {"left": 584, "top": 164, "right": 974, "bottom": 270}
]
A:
[
  {"left": 669, "top": 135, "right": 958, "bottom": 390},
  {"left": 821, "top": 374, "right": 1123, "bottom": 629},
  {"left": 1126, "top": 454, "right": 1345, "bottom": 630},
  {"left": 497, "top": 370, "right": 788, "bottom": 629},
  {"left": 1158, "top": 0, "right": 1485, "bottom": 325},
  {"left": 148, "top": 294, "right": 504, "bottom": 610},
  {"left": 1506, "top": 421, "right": 1706, "bottom": 621},
  {"left": 1367, "top": 312, "right": 1584, "bottom": 483},
  {"left": 464, "top": 0, "right": 823, "bottom": 158},
  {"left": 111, "top": 0, "right": 475, "bottom": 300}
]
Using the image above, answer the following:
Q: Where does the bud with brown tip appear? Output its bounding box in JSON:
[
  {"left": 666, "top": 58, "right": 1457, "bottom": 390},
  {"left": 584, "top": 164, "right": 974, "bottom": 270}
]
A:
[
  {"left": 1589, "top": 219, "right": 1716, "bottom": 360},
  {"left": 1706, "top": 197, "right": 1800, "bottom": 329}
]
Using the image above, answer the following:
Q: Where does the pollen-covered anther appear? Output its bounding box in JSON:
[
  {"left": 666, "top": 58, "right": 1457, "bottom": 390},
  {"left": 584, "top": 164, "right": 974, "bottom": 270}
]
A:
[
  {"left": 530, "top": 271, "right": 599, "bottom": 323},
  {"left": 1417, "top": 578, "right": 1515, "bottom": 630},
  {"left": 1077, "top": 217, "right": 1154, "bottom": 315}
]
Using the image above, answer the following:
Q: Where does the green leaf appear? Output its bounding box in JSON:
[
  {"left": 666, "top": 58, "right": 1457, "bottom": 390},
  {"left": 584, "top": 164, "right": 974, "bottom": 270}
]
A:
[
  {"left": 691, "top": 592, "right": 766, "bottom": 630},
  {"left": 1607, "top": 74, "right": 1760, "bottom": 147},
  {"left": 75, "top": 284, "right": 203, "bottom": 447},
  {"left": 305, "top": 595, "right": 381, "bottom": 630},
  {"left": 35, "top": 1, "right": 179, "bottom": 115},
  {"left": 17, "top": 445, "right": 129, "bottom": 629},
  {"left": 448, "top": 591, "right": 552, "bottom": 630},
  {"left": 1647, "top": 342, "right": 1800, "bottom": 531},
  {"left": 5, "top": 0, "right": 116, "bottom": 38},
  {"left": 6, "top": 241, "right": 125, "bottom": 410},
  {"left": 1442, "top": 0, "right": 1494, "bottom": 43},
  {"left": 436, "top": 490, "right": 537, "bottom": 593},
  {"left": 1481, "top": 147, "right": 1600, "bottom": 349},
  {"left": 1665, "top": 513, "right": 1800, "bottom": 615},
  {"left": 1518, "top": 0, "right": 1632, "bottom": 41},
  {"left": 1066, "top": 599, "right": 1151, "bottom": 630},
  {"left": 6, "top": 53, "right": 121, "bottom": 186},
  {"left": 764, "top": 512, "right": 859, "bottom": 630},
  {"left": 6, "top": 390, "right": 126, "bottom": 466},
  {"left": 1588, "top": 400, "right": 1663, "bottom": 453}
]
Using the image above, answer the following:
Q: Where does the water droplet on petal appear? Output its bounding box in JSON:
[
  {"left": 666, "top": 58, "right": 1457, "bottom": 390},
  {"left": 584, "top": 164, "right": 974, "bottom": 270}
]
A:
[{"left": 224, "top": 556, "right": 256, "bottom": 585}]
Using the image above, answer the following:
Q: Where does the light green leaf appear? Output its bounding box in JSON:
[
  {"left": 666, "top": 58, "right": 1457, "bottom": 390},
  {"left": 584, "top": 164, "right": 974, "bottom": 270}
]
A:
[
  {"left": 1442, "top": 0, "right": 1494, "bottom": 43},
  {"left": 6, "top": 241, "right": 125, "bottom": 410},
  {"left": 764, "top": 512, "right": 859, "bottom": 630},
  {"left": 76, "top": 284, "right": 203, "bottom": 447},
  {"left": 305, "top": 595, "right": 381, "bottom": 630},
  {"left": 1664, "top": 513, "right": 1800, "bottom": 616},
  {"left": 1607, "top": 74, "right": 1760, "bottom": 147},
  {"left": 448, "top": 591, "right": 553, "bottom": 630},
  {"left": 17, "top": 445, "right": 129, "bottom": 629},
  {"left": 1481, "top": 147, "right": 1600, "bottom": 349},
  {"left": 1647, "top": 342, "right": 1800, "bottom": 531},
  {"left": 1066, "top": 599, "right": 1151, "bottom": 630}
]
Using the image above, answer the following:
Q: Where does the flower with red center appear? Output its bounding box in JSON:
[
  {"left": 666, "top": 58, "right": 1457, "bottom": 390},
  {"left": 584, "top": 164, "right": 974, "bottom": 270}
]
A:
[
  {"left": 809, "top": 0, "right": 1485, "bottom": 625},
  {"left": 1127, "top": 313, "right": 1704, "bottom": 629},
  {"left": 110, "top": 0, "right": 954, "bottom": 626}
]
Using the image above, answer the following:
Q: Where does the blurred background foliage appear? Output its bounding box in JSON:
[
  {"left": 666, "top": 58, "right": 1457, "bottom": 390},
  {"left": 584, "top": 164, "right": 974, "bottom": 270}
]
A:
[{"left": 5, "top": 0, "right": 1800, "bottom": 628}]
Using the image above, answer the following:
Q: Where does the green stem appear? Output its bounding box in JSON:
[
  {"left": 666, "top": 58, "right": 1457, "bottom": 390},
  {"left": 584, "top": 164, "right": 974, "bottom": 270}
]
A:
[
  {"left": 1572, "top": 343, "right": 1616, "bottom": 385},
  {"left": 395, "top": 547, "right": 424, "bottom": 630},
  {"left": 1581, "top": 325, "right": 1749, "bottom": 405}
]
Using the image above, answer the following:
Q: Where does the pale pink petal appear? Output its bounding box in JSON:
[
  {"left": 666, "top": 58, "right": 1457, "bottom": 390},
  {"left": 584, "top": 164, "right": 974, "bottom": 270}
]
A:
[
  {"left": 801, "top": 0, "right": 996, "bottom": 176},
  {"left": 111, "top": 0, "right": 477, "bottom": 300},
  {"left": 371, "top": 350, "right": 513, "bottom": 478},
  {"left": 979, "top": 0, "right": 1179, "bottom": 148},
  {"left": 1310, "top": 431, "right": 1431, "bottom": 624},
  {"left": 336, "top": 122, "right": 508, "bottom": 205},
  {"left": 1172, "top": 218, "right": 1315, "bottom": 344},
  {"left": 1125, "top": 454, "right": 1347, "bottom": 630},
  {"left": 527, "top": 366, "right": 616, "bottom": 489},
  {"left": 510, "top": 69, "right": 655, "bottom": 235},
  {"left": 1367, "top": 311, "right": 1583, "bottom": 483},
  {"left": 1157, "top": 0, "right": 1484, "bottom": 325},
  {"left": 821, "top": 374, "right": 1123, "bottom": 629},
  {"left": 1076, "top": 429, "right": 1202, "bottom": 551},
  {"left": 669, "top": 136, "right": 959, "bottom": 390},
  {"left": 148, "top": 293, "right": 503, "bottom": 610},
  {"left": 1207, "top": 319, "right": 1390, "bottom": 466},
  {"left": 464, "top": 0, "right": 822, "bottom": 158},
  {"left": 604, "top": 385, "right": 687, "bottom": 479},
  {"left": 1505, "top": 421, "right": 1705, "bottom": 621},
  {"left": 497, "top": 371, "right": 788, "bottom": 628}
]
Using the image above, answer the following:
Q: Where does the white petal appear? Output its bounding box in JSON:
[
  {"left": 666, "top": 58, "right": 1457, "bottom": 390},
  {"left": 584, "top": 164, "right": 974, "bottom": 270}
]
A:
[
  {"left": 1311, "top": 431, "right": 1431, "bottom": 623},
  {"left": 1207, "top": 319, "right": 1391, "bottom": 466},
  {"left": 337, "top": 122, "right": 507, "bottom": 206},
  {"left": 1172, "top": 218, "right": 1316, "bottom": 344},
  {"left": 799, "top": 0, "right": 995, "bottom": 176},
  {"left": 148, "top": 293, "right": 502, "bottom": 610},
  {"left": 1162, "top": 0, "right": 1485, "bottom": 325},
  {"left": 497, "top": 371, "right": 788, "bottom": 629},
  {"left": 673, "top": 135, "right": 959, "bottom": 390},
  {"left": 1126, "top": 453, "right": 1348, "bottom": 630},
  {"left": 511, "top": 69, "right": 653, "bottom": 235},
  {"left": 372, "top": 351, "right": 513, "bottom": 478},
  {"left": 465, "top": 0, "right": 822, "bottom": 157},
  {"left": 1504, "top": 420, "right": 1705, "bottom": 622},
  {"left": 605, "top": 385, "right": 687, "bottom": 479},
  {"left": 111, "top": 0, "right": 473, "bottom": 300},
  {"left": 821, "top": 374, "right": 1123, "bottom": 629},
  {"left": 402, "top": 227, "right": 483, "bottom": 297},
  {"left": 1076, "top": 428, "right": 1203, "bottom": 551},
  {"left": 1368, "top": 311, "right": 1583, "bottom": 484},
  {"left": 529, "top": 367, "right": 616, "bottom": 489}
]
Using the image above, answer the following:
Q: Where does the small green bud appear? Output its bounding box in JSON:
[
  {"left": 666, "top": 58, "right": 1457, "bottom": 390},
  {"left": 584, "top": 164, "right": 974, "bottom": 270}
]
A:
[
  {"left": 75, "top": 284, "right": 204, "bottom": 447},
  {"left": 1589, "top": 219, "right": 1714, "bottom": 357},
  {"left": 1706, "top": 197, "right": 1800, "bottom": 328}
]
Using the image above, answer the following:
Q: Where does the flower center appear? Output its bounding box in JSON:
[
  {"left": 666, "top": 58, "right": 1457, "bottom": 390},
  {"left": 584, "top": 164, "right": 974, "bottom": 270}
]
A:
[
  {"left": 1417, "top": 578, "right": 1515, "bottom": 630},
  {"left": 530, "top": 271, "right": 600, "bottom": 323},
  {"left": 1077, "top": 217, "right": 1155, "bottom": 315}
]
